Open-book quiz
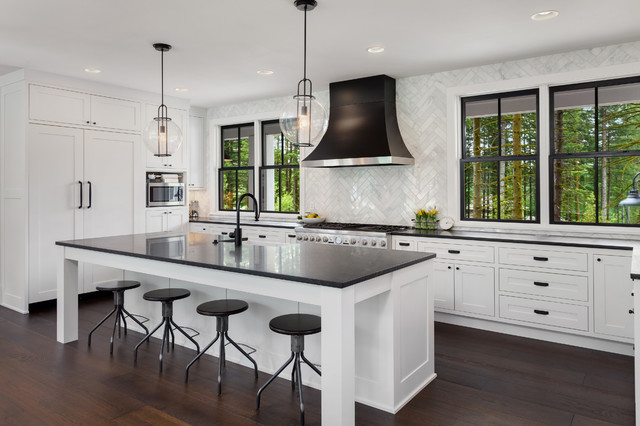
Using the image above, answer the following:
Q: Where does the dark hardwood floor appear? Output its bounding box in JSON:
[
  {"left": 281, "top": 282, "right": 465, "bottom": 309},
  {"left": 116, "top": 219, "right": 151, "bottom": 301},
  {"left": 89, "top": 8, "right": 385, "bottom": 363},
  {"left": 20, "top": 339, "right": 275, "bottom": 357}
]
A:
[{"left": 0, "top": 294, "right": 634, "bottom": 425}]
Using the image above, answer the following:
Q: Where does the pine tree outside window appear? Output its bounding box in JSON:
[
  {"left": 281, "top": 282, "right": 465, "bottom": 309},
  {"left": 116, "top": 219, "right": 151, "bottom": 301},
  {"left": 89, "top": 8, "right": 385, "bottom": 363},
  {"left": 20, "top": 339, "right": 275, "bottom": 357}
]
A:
[{"left": 219, "top": 123, "right": 255, "bottom": 211}]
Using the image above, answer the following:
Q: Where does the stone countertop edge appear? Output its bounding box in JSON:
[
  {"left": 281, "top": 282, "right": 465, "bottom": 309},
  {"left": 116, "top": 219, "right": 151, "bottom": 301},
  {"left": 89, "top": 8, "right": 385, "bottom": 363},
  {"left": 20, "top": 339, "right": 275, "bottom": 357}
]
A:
[
  {"left": 55, "top": 239, "right": 436, "bottom": 289},
  {"left": 392, "top": 229, "right": 637, "bottom": 251},
  {"left": 190, "top": 219, "right": 300, "bottom": 229}
]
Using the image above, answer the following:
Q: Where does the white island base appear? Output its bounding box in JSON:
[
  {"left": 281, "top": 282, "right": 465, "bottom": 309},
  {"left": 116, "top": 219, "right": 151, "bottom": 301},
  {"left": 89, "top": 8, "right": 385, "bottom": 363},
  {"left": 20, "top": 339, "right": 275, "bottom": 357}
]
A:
[{"left": 57, "top": 240, "right": 435, "bottom": 425}]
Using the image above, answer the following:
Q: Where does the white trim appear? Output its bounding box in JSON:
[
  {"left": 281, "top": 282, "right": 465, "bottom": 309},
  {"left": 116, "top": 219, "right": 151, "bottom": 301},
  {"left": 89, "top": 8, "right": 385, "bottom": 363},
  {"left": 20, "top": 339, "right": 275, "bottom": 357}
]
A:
[{"left": 446, "top": 61, "right": 640, "bottom": 236}]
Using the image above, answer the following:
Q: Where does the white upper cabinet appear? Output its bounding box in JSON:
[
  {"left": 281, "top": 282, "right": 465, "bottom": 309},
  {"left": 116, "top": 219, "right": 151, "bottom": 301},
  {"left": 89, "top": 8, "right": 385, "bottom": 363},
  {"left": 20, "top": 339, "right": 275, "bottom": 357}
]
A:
[
  {"left": 29, "top": 84, "right": 141, "bottom": 132},
  {"left": 188, "top": 114, "right": 205, "bottom": 189},
  {"left": 144, "top": 103, "right": 187, "bottom": 170}
]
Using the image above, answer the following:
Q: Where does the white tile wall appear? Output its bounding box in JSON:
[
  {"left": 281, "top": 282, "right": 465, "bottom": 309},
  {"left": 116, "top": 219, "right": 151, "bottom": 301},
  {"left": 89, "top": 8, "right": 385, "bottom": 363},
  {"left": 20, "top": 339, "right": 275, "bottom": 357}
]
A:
[{"left": 208, "top": 41, "right": 640, "bottom": 226}]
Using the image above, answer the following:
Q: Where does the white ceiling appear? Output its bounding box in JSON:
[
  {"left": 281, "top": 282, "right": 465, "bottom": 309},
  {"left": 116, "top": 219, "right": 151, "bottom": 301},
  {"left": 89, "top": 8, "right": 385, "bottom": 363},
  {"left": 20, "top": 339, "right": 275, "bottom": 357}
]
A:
[{"left": 2, "top": 0, "right": 639, "bottom": 108}]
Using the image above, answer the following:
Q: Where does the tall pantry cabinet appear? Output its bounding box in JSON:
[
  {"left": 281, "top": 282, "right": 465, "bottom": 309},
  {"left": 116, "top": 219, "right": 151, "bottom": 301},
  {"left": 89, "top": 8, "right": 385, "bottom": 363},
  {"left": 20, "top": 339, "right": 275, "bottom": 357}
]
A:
[{"left": 0, "top": 72, "right": 149, "bottom": 311}]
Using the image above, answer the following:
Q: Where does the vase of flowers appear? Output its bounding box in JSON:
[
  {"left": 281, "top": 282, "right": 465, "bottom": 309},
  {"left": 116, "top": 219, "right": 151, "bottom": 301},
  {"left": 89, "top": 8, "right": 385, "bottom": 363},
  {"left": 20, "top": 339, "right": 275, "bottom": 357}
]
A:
[{"left": 423, "top": 207, "right": 438, "bottom": 230}]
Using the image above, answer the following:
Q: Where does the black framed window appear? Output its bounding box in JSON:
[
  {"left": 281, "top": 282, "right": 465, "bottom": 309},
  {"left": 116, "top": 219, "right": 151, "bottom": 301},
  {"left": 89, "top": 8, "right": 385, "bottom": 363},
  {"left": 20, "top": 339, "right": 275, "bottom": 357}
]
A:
[
  {"left": 259, "top": 120, "right": 300, "bottom": 213},
  {"left": 461, "top": 90, "right": 539, "bottom": 222},
  {"left": 550, "top": 76, "right": 640, "bottom": 225},
  {"left": 218, "top": 123, "right": 255, "bottom": 211}
]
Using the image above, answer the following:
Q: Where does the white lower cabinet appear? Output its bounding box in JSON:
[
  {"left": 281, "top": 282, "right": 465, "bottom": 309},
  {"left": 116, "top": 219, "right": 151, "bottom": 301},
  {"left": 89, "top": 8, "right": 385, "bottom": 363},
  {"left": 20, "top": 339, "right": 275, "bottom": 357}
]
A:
[
  {"left": 433, "top": 261, "right": 495, "bottom": 315},
  {"left": 594, "top": 254, "right": 634, "bottom": 339},
  {"left": 499, "top": 295, "right": 589, "bottom": 331},
  {"left": 146, "top": 208, "right": 188, "bottom": 233},
  {"left": 189, "top": 222, "right": 293, "bottom": 244}
]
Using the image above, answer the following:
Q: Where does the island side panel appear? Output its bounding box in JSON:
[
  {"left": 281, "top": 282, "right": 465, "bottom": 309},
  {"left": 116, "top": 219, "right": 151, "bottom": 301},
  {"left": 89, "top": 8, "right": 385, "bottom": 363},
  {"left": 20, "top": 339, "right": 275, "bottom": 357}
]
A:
[{"left": 57, "top": 245, "right": 79, "bottom": 343}]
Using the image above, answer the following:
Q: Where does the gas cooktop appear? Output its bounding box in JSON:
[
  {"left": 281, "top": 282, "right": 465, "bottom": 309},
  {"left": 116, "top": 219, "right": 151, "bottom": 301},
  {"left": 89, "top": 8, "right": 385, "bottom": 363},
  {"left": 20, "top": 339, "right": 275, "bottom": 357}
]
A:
[
  {"left": 296, "top": 222, "right": 408, "bottom": 249},
  {"left": 302, "top": 222, "right": 408, "bottom": 233}
]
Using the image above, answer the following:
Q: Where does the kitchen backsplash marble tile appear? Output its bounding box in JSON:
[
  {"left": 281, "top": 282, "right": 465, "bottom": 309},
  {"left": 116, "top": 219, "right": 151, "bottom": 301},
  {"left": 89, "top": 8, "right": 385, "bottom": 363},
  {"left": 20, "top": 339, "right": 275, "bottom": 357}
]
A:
[{"left": 209, "top": 41, "right": 640, "bottom": 226}]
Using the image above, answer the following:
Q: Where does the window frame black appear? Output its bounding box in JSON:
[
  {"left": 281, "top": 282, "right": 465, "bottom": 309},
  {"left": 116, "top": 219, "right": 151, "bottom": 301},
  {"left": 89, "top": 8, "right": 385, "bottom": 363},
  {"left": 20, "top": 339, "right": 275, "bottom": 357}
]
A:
[
  {"left": 218, "top": 122, "right": 255, "bottom": 212},
  {"left": 548, "top": 75, "right": 640, "bottom": 226},
  {"left": 258, "top": 119, "right": 300, "bottom": 214},
  {"left": 460, "top": 89, "right": 541, "bottom": 223}
]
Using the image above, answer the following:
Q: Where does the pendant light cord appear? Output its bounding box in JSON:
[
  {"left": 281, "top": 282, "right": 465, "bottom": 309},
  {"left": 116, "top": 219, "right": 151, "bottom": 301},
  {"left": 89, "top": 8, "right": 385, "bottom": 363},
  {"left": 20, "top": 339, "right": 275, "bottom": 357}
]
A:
[
  {"left": 303, "top": 4, "right": 307, "bottom": 97},
  {"left": 160, "top": 48, "right": 165, "bottom": 107}
]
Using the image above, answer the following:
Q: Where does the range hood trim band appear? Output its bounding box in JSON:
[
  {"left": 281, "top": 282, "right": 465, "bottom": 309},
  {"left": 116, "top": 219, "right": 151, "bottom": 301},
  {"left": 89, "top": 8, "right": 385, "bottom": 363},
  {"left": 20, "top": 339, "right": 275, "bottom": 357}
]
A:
[{"left": 301, "top": 155, "right": 415, "bottom": 168}]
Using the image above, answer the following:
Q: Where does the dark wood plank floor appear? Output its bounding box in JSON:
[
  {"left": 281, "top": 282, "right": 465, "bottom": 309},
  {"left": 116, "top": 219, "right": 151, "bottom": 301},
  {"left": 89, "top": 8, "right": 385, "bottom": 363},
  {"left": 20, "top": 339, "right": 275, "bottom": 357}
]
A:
[{"left": 0, "top": 294, "right": 634, "bottom": 425}]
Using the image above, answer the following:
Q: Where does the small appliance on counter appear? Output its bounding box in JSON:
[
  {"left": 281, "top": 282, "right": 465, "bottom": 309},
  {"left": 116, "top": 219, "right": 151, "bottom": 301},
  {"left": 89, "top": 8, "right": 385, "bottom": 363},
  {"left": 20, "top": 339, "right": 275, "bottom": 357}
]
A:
[
  {"left": 189, "top": 200, "right": 200, "bottom": 219},
  {"left": 146, "top": 172, "right": 185, "bottom": 207}
]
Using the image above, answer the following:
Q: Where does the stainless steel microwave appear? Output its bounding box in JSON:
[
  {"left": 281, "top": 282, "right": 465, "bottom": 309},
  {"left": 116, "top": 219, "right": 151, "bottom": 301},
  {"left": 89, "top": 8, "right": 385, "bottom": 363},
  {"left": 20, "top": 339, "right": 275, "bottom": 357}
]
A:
[{"left": 147, "top": 173, "right": 185, "bottom": 207}]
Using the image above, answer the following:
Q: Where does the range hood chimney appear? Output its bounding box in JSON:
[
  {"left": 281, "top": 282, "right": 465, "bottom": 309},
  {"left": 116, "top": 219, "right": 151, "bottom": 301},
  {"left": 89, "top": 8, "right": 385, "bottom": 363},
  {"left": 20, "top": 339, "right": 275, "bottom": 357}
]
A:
[{"left": 301, "top": 75, "right": 414, "bottom": 168}]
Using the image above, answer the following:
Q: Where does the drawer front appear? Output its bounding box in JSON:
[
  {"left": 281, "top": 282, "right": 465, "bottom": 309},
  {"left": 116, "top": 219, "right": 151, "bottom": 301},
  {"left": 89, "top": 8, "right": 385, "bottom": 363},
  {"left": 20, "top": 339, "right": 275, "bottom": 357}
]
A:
[
  {"left": 498, "top": 247, "right": 587, "bottom": 272},
  {"left": 243, "top": 228, "right": 286, "bottom": 244},
  {"left": 394, "top": 238, "right": 417, "bottom": 251},
  {"left": 418, "top": 241, "right": 494, "bottom": 263},
  {"left": 499, "top": 268, "right": 589, "bottom": 302},
  {"left": 499, "top": 295, "right": 588, "bottom": 331}
]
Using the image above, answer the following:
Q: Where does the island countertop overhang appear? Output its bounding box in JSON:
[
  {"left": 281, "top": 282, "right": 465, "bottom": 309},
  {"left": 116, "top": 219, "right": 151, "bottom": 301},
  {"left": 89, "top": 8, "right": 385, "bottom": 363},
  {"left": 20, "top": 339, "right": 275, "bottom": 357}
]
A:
[{"left": 56, "top": 232, "right": 436, "bottom": 289}]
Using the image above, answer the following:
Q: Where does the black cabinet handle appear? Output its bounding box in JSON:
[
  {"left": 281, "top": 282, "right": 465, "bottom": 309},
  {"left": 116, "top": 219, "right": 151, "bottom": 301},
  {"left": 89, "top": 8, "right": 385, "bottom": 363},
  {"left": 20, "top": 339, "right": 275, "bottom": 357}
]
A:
[
  {"left": 78, "top": 181, "right": 83, "bottom": 209},
  {"left": 455, "top": 267, "right": 460, "bottom": 270},
  {"left": 533, "top": 256, "right": 548, "bottom": 261},
  {"left": 597, "top": 258, "right": 602, "bottom": 262},
  {"left": 448, "top": 249, "right": 461, "bottom": 254},
  {"left": 222, "top": 232, "right": 228, "bottom": 235},
  {"left": 629, "top": 309, "right": 635, "bottom": 315},
  {"left": 399, "top": 242, "right": 410, "bottom": 247},
  {"left": 534, "top": 309, "right": 549, "bottom": 315},
  {"left": 288, "top": 234, "right": 296, "bottom": 238},
  {"left": 259, "top": 235, "right": 266, "bottom": 239},
  {"left": 86, "top": 120, "right": 90, "bottom": 124},
  {"left": 534, "top": 281, "right": 549, "bottom": 287},
  {"left": 87, "top": 181, "right": 92, "bottom": 208},
  {"left": 447, "top": 266, "right": 452, "bottom": 270}
]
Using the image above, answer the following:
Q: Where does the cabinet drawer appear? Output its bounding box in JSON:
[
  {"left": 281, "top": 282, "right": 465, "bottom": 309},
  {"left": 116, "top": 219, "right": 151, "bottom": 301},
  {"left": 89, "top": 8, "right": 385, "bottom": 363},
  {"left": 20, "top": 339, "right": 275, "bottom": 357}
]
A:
[
  {"left": 499, "top": 295, "right": 588, "bottom": 331},
  {"left": 499, "top": 268, "right": 588, "bottom": 302},
  {"left": 243, "top": 228, "right": 286, "bottom": 244},
  {"left": 498, "top": 247, "right": 587, "bottom": 272},
  {"left": 418, "top": 241, "right": 494, "bottom": 263},
  {"left": 394, "top": 238, "right": 417, "bottom": 251}
]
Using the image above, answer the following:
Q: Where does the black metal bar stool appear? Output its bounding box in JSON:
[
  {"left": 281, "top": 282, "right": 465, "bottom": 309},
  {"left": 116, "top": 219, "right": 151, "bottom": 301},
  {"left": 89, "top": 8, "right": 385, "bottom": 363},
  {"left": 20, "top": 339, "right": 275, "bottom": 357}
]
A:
[
  {"left": 134, "top": 288, "right": 200, "bottom": 372},
  {"left": 88, "top": 280, "right": 149, "bottom": 354},
  {"left": 185, "top": 299, "right": 258, "bottom": 395},
  {"left": 256, "top": 313, "right": 321, "bottom": 425}
]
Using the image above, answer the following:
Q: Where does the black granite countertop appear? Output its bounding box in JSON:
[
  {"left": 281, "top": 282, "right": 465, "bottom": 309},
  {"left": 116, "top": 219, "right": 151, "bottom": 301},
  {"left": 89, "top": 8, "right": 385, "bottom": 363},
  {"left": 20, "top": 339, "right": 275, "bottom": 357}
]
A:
[
  {"left": 393, "top": 228, "right": 638, "bottom": 251},
  {"left": 190, "top": 219, "right": 300, "bottom": 229},
  {"left": 56, "top": 232, "right": 434, "bottom": 289}
]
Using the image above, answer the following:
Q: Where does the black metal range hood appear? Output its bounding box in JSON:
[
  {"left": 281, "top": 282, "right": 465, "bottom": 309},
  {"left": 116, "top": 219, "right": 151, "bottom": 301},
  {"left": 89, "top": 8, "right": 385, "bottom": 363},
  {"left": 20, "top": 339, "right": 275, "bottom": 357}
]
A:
[{"left": 301, "top": 74, "right": 414, "bottom": 168}]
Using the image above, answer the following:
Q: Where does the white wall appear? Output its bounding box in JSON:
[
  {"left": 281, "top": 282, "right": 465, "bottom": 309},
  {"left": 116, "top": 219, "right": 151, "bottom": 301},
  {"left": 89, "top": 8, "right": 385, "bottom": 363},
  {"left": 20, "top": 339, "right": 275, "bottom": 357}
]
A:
[{"left": 206, "top": 40, "right": 640, "bottom": 228}]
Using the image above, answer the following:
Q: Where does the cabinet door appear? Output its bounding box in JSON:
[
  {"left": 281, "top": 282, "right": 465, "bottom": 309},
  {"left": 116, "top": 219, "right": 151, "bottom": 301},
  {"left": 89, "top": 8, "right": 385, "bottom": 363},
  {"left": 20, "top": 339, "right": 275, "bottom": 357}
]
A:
[
  {"left": 82, "top": 131, "right": 138, "bottom": 292},
  {"left": 166, "top": 208, "right": 188, "bottom": 232},
  {"left": 90, "top": 95, "right": 141, "bottom": 132},
  {"left": 28, "top": 125, "right": 84, "bottom": 302},
  {"left": 433, "top": 261, "right": 455, "bottom": 310},
  {"left": 145, "top": 104, "right": 187, "bottom": 169},
  {"left": 188, "top": 115, "right": 205, "bottom": 189},
  {"left": 594, "top": 254, "right": 634, "bottom": 339},
  {"left": 29, "top": 85, "right": 90, "bottom": 126},
  {"left": 454, "top": 264, "right": 495, "bottom": 316},
  {"left": 145, "top": 209, "right": 167, "bottom": 233}
]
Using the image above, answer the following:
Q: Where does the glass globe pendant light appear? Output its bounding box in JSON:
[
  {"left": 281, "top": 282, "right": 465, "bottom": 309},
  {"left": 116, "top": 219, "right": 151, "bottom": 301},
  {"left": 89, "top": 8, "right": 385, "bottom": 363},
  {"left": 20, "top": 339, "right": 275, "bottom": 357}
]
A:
[
  {"left": 144, "top": 43, "right": 183, "bottom": 157},
  {"left": 279, "top": 0, "right": 328, "bottom": 148}
]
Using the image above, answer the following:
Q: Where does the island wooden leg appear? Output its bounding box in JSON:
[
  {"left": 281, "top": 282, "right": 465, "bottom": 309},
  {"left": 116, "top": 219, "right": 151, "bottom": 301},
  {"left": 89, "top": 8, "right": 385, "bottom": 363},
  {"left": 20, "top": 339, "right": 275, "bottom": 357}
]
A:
[
  {"left": 321, "top": 286, "right": 355, "bottom": 426},
  {"left": 57, "top": 245, "right": 79, "bottom": 343}
]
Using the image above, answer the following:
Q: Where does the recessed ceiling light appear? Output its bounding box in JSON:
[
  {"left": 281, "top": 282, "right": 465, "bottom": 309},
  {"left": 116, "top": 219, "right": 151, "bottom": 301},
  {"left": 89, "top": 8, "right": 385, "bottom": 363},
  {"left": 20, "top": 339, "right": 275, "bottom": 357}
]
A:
[
  {"left": 367, "top": 46, "right": 385, "bottom": 54},
  {"left": 531, "top": 10, "right": 559, "bottom": 21},
  {"left": 174, "top": 87, "right": 189, "bottom": 92},
  {"left": 83, "top": 67, "right": 101, "bottom": 74},
  {"left": 257, "top": 69, "right": 274, "bottom": 76}
]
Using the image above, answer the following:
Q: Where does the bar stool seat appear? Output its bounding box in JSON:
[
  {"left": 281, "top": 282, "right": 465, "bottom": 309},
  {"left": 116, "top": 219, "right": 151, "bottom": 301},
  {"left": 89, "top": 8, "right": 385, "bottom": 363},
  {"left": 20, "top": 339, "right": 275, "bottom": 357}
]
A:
[
  {"left": 134, "top": 288, "right": 200, "bottom": 372},
  {"left": 256, "top": 313, "right": 321, "bottom": 425},
  {"left": 185, "top": 299, "right": 258, "bottom": 395},
  {"left": 88, "top": 280, "right": 149, "bottom": 354}
]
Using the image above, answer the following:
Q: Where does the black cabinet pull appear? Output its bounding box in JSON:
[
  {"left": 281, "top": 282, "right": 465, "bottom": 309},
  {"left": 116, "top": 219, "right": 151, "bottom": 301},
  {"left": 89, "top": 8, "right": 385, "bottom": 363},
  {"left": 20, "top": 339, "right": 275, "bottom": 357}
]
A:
[
  {"left": 534, "top": 281, "right": 549, "bottom": 287},
  {"left": 78, "top": 181, "right": 83, "bottom": 209},
  {"left": 533, "top": 256, "right": 548, "bottom": 261},
  {"left": 534, "top": 309, "right": 549, "bottom": 315},
  {"left": 448, "top": 249, "right": 461, "bottom": 254},
  {"left": 399, "top": 242, "right": 410, "bottom": 247},
  {"left": 259, "top": 235, "right": 266, "bottom": 239},
  {"left": 202, "top": 228, "right": 206, "bottom": 231},
  {"left": 222, "top": 232, "right": 228, "bottom": 235},
  {"left": 447, "top": 266, "right": 452, "bottom": 270},
  {"left": 87, "top": 181, "right": 92, "bottom": 208},
  {"left": 629, "top": 309, "right": 635, "bottom": 315},
  {"left": 597, "top": 258, "right": 602, "bottom": 262},
  {"left": 288, "top": 234, "right": 296, "bottom": 238},
  {"left": 455, "top": 267, "right": 460, "bottom": 270}
]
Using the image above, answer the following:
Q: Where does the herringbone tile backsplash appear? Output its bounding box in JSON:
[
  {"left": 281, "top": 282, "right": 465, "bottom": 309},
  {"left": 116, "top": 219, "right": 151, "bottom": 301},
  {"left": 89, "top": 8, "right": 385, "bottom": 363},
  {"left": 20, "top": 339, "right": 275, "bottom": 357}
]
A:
[{"left": 208, "top": 41, "right": 640, "bottom": 226}]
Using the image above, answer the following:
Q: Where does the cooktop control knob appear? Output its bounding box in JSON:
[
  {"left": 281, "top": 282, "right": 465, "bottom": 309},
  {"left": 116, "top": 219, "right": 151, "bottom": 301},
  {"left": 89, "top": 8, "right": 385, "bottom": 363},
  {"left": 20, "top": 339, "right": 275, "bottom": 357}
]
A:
[
  {"left": 350, "top": 238, "right": 356, "bottom": 245},
  {"left": 309, "top": 236, "right": 315, "bottom": 242},
  {"left": 335, "top": 236, "right": 342, "bottom": 245},
  {"left": 362, "top": 239, "right": 368, "bottom": 246},
  {"left": 380, "top": 240, "right": 386, "bottom": 247},
  {"left": 322, "top": 236, "right": 328, "bottom": 242},
  {"left": 296, "top": 235, "right": 302, "bottom": 241},
  {"left": 303, "top": 235, "right": 309, "bottom": 241},
  {"left": 371, "top": 240, "right": 377, "bottom": 247}
]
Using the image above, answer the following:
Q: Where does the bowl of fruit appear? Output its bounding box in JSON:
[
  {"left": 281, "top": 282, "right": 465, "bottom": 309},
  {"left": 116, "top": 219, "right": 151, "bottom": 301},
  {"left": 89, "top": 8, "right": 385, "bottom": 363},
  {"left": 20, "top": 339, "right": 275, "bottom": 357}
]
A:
[{"left": 302, "top": 213, "right": 325, "bottom": 224}]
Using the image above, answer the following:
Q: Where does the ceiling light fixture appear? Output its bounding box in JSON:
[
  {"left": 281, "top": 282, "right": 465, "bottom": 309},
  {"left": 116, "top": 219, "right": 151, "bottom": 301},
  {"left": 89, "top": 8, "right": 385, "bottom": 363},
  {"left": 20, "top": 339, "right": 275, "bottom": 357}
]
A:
[
  {"left": 531, "top": 10, "right": 559, "bottom": 21},
  {"left": 84, "top": 68, "right": 101, "bottom": 74},
  {"left": 144, "top": 43, "right": 183, "bottom": 157},
  {"left": 174, "top": 87, "right": 189, "bottom": 92},
  {"left": 279, "top": 0, "right": 328, "bottom": 148},
  {"left": 257, "top": 69, "right": 274, "bottom": 76},
  {"left": 367, "top": 46, "right": 385, "bottom": 54},
  {"left": 619, "top": 172, "right": 640, "bottom": 207}
]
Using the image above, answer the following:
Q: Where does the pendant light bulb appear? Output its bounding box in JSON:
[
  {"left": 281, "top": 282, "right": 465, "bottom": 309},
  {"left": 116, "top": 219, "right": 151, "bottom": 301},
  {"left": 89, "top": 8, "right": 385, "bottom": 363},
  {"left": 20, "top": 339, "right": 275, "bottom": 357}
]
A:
[
  {"left": 279, "top": 0, "right": 328, "bottom": 148},
  {"left": 144, "top": 43, "right": 183, "bottom": 157}
]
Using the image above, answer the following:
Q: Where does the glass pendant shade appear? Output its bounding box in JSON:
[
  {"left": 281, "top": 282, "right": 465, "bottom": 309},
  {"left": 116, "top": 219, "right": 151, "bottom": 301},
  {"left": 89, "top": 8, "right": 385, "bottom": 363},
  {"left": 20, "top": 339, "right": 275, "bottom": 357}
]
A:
[
  {"left": 144, "top": 116, "right": 183, "bottom": 157},
  {"left": 280, "top": 95, "right": 328, "bottom": 147}
]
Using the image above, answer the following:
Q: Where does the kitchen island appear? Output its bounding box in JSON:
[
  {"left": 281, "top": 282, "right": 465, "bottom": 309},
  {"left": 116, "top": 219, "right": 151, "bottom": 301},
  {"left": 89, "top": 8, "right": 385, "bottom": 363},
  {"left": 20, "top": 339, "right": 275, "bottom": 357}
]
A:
[{"left": 56, "top": 232, "right": 436, "bottom": 426}]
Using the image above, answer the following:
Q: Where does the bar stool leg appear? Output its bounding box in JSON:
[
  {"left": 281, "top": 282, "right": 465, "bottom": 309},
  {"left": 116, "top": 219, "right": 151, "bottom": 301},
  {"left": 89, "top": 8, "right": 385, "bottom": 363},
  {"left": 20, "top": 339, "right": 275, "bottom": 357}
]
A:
[
  {"left": 121, "top": 306, "right": 149, "bottom": 335},
  {"left": 256, "top": 353, "right": 295, "bottom": 409},
  {"left": 295, "top": 352, "right": 305, "bottom": 426},
  {"left": 300, "top": 352, "right": 321, "bottom": 376},
  {"left": 134, "top": 319, "right": 165, "bottom": 362},
  {"left": 217, "top": 332, "right": 225, "bottom": 395},
  {"left": 185, "top": 333, "right": 221, "bottom": 383},
  {"left": 225, "top": 333, "right": 259, "bottom": 378},
  {"left": 88, "top": 306, "right": 117, "bottom": 347},
  {"left": 169, "top": 318, "right": 200, "bottom": 353}
]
